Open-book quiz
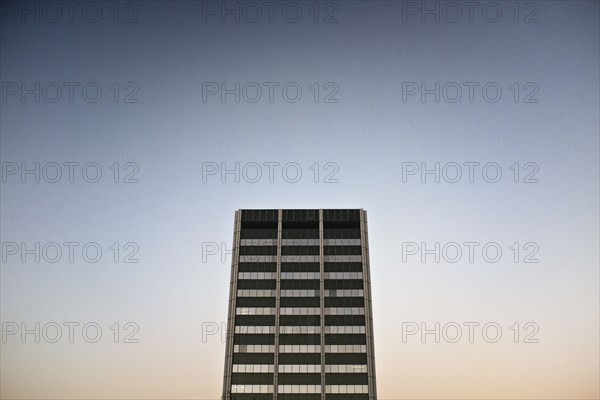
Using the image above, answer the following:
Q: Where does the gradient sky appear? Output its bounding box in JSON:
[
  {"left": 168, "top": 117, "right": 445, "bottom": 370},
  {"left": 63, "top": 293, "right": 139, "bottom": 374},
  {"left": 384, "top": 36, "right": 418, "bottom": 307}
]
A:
[{"left": 1, "top": 1, "right": 599, "bottom": 399}]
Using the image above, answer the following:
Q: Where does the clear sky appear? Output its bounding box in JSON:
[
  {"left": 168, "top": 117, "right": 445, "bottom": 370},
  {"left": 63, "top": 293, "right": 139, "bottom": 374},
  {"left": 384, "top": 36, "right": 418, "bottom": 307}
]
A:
[{"left": 1, "top": 1, "right": 598, "bottom": 399}]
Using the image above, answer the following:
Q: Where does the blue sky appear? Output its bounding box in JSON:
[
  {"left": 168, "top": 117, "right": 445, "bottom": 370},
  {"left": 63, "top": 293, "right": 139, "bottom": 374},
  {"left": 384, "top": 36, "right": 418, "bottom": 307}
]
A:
[{"left": 1, "top": 1, "right": 598, "bottom": 398}]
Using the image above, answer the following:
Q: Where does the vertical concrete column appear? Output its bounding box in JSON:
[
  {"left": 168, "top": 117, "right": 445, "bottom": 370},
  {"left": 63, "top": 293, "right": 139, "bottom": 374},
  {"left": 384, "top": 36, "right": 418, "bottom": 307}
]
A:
[
  {"left": 222, "top": 210, "right": 241, "bottom": 400},
  {"left": 361, "top": 210, "right": 378, "bottom": 400},
  {"left": 273, "top": 209, "right": 282, "bottom": 399},
  {"left": 319, "top": 209, "right": 326, "bottom": 399}
]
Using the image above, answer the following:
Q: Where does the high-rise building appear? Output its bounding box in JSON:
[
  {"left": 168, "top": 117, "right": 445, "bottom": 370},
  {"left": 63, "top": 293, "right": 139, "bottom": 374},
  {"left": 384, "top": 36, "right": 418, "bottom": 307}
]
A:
[{"left": 222, "top": 209, "right": 377, "bottom": 400}]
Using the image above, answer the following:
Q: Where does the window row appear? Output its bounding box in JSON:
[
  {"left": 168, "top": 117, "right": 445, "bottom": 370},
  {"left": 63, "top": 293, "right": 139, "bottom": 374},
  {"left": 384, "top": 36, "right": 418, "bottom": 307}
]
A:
[
  {"left": 279, "top": 345, "right": 321, "bottom": 353},
  {"left": 239, "top": 255, "right": 277, "bottom": 262},
  {"left": 323, "top": 255, "right": 362, "bottom": 262},
  {"left": 325, "top": 345, "right": 367, "bottom": 353},
  {"left": 325, "top": 289, "right": 364, "bottom": 297},
  {"left": 238, "top": 272, "right": 365, "bottom": 280},
  {"left": 240, "top": 238, "right": 278, "bottom": 246},
  {"left": 230, "top": 384, "right": 273, "bottom": 394},
  {"left": 282, "top": 239, "right": 320, "bottom": 246},
  {"left": 233, "top": 325, "right": 365, "bottom": 334},
  {"left": 280, "top": 308, "right": 320, "bottom": 315},
  {"left": 233, "top": 235, "right": 360, "bottom": 246},
  {"left": 324, "top": 272, "right": 363, "bottom": 280},
  {"left": 237, "top": 289, "right": 277, "bottom": 297},
  {"left": 280, "top": 326, "right": 321, "bottom": 334},
  {"left": 278, "top": 385, "right": 321, "bottom": 394},
  {"left": 325, "top": 385, "right": 369, "bottom": 394},
  {"left": 234, "top": 345, "right": 275, "bottom": 353},
  {"left": 232, "top": 364, "right": 274, "bottom": 373},
  {"left": 281, "top": 272, "right": 320, "bottom": 280},
  {"left": 324, "top": 239, "right": 361, "bottom": 245},
  {"left": 281, "top": 290, "right": 319, "bottom": 297},
  {"left": 235, "top": 326, "right": 276, "bottom": 334},
  {"left": 236, "top": 307, "right": 276, "bottom": 315},
  {"left": 233, "top": 345, "right": 368, "bottom": 354},
  {"left": 238, "top": 272, "right": 278, "bottom": 279},
  {"left": 324, "top": 307, "right": 365, "bottom": 315},
  {"left": 231, "top": 373, "right": 273, "bottom": 384},
  {"left": 279, "top": 364, "right": 321, "bottom": 373},
  {"left": 281, "top": 255, "right": 320, "bottom": 262},
  {"left": 325, "top": 365, "right": 368, "bottom": 373}
]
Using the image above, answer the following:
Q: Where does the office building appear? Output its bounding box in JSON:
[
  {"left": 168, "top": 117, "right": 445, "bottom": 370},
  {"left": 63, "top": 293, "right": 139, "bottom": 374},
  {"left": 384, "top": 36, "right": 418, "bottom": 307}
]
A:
[{"left": 222, "top": 209, "right": 377, "bottom": 400}]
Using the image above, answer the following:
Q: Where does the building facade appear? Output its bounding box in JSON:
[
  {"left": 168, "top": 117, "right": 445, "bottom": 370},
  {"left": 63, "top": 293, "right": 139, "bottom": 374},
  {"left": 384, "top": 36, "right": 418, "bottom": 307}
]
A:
[{"left": 222, "top": 209, "right": 377, "bottom": 400}]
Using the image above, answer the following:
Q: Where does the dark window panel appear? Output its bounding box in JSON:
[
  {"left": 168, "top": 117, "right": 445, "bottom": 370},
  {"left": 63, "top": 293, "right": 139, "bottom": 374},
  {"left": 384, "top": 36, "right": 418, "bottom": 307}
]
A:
[
  {"left": 325, "top": 353, "right": 368, "bottom": 364},
  {"left": 231, "top": 395, "right": 273, "bottom": 400},
  {"left": 324, "top": 246, "right": 362, "bottom": 256},
  {"left": 324, "top": 315, "right": 366, "bottom": 326},
  {"left": 232, "top": 353, "right": 274, "bottom": 364},
  {"left": 236, "top": 297, "right": 276, "bottom": 308},
  {"left": 238, "top": 262, "right": 277, "bottom": 272},
  {"left": 324, "top": 297, "right": 365, "bottom": 308},
  {"left": 325, "top": 334, "right": 367, "bottom": 345},
  {"left": 324, "top": 262, "right": 363, "bottom": 272},
  {"left": 239, "top": 246, "right": 277, "bottom": 256},
  {"left": 278, "top": 353, "right": 321, "bottom": 364},
  {"left": 281, "top": 246, "right": 320, "bottom": 255},
  {"left": 282, "top": 209, "right": 319, "bottom": 222},
  {"left": 279, "top": 315, "right": 321, "bottom": 326},
  {"left": 323, "top": 228, "right": 361, "bottom": 239},
  {"left": 326, "top": 373, "right": 369, "bottom": 385},
  {"left": 323, "top": 209, "right": 361, "bottom": 222},
  {"left": 281, "top": 262, "right": 320, "bottom": 272},
  {"left": 234, "top": 315, "right": 275, "bottom": 326},
  {"left": 240, "top": 228, "right": 278, "bottom": 239},
  {"left": 234, "top": 334, "right": 275, "bottom": 345},
  {"left": 278, "top": 373, "right": 321, "bottom": 385},
  {"left": 279, "top": 334, "right": 320, "bottom": 345},
  {"left": 325, "top": 395, "right": 370, "bottom": 400},
  {"left": 280, "top": 297, "right": 320, "bottom": 308},
  {"left": 324, "top": 279, "right": 364, "bottom": 290},
  {"left": 279, "top": 395, "right": 321, "bottom": 400},
  {"left": 237, "top": 280, "right": 276, "bottom": 290},
  {"left": 282, "top": 228, "right": 320, "bottom": 239},
  {"left": 241, "top": 209, "right": 278, "bottom": 222}
]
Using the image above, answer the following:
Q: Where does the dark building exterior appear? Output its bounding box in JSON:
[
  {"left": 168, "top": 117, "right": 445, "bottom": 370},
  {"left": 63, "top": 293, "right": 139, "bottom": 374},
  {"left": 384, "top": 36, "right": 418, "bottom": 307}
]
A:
[{"left": 222, "top": 209, "right": 377, "bottom": 400}]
